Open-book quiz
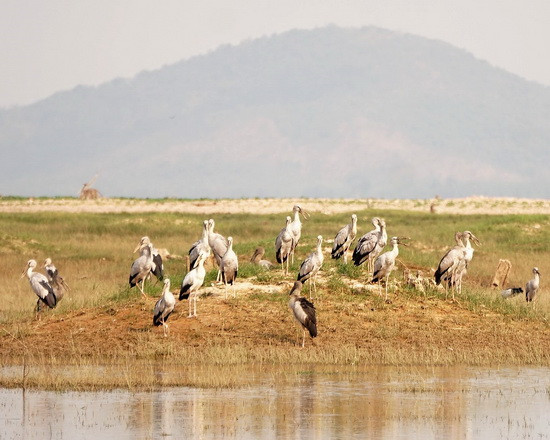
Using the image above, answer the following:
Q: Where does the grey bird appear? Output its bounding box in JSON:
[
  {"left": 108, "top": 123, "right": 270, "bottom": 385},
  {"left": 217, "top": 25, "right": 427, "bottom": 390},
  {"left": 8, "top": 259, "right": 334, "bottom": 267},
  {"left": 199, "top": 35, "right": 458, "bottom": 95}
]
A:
[
  {"left": 275, "top": 216, "right": 295, "bottom": 274},
  {"left": 525, "top": 267, "right": 541, "bottom": 303},
  {"left": 297, "top": 235, "right": 324, "bottom": 295},
  {"left": 452, "top": 231, "right": 481, "bottom": 293},
  {"left": 153, "top": 278, "right": 176, "bottom": 336},
  {"left": 250, "top": 246, "right": 274, "bottom": 269},
  {"left": 352, "top": 217, "right": 385, "bottom": 272},
  {"left": 288, "top": 281, "right": 317, "bottom": 348},
  {"left": 331, "top": 214, "right": 358, "bottom": 263},
  {"left": 221, "top": 236, "right": 239, "bottom": 299},
  {"left": 179, "top": 251, "right": 208, "bottom": 318},
  {"left": 372, "top": 237, "right": 408, "bottom": 302},
  {"left": 136, "top": 236, "right": 164, "bottom": 281},
  {"left": 189, "top": 220, "right": 211, "bottom": 270},
  {"left": 434, "top": 232, "right": 467, "bottom": 300},
  {"left": 21, "top": 259, "right": 57, "bottom": 312},
  {"left": 207, "top": 219, "right": 229, "bottom": 282},
  {"left": 129, "top": 241, "right": 153, "bottom": 295}
]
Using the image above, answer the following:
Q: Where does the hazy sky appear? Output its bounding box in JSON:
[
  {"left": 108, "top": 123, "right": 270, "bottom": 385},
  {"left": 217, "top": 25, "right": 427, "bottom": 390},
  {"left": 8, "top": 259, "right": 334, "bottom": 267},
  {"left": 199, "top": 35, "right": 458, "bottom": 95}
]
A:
[{"left": 1, "top": 0, "right": 549, "bottom": 108}]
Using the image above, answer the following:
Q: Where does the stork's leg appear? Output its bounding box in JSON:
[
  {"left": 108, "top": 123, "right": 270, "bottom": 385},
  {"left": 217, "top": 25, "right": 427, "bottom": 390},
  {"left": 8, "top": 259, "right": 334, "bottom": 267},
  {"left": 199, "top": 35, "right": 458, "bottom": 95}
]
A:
[
  {"left": 188, "top": 294, "right": 193, "bottom": 318},
  {"left": 385, "top": 274, "right": 389, "bottom": 302},
  {"left": 163, "top": 321, "right": 168, "bottom": 337},
  {"left": 194, "top": 294, "right": 197, "bottom": 316},
  {"left": 302, "top": 329, "right": 306, "bottom": 348},
  {"left": 224, "top": 283, "right": 228, "bottom": 300}
]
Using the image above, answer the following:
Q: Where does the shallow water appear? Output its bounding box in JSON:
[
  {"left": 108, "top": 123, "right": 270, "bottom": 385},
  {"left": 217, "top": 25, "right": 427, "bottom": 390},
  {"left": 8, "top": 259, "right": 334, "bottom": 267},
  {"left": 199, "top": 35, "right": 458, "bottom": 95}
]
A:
[{"left": 1, "top": 366, "right": 549, "bottom": 439}]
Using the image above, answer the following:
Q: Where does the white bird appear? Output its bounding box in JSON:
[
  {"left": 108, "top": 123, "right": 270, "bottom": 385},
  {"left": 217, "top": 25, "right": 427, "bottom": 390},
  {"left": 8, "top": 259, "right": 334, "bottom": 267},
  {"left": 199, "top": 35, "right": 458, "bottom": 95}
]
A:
[
  {"left": 221, "top": 236, "right": 239, "bottom": 299},
  {"left": 189, "top": 220, "right": 211, "bottom": 270},
  {"left": 43, "top": 257, "right": 69, "bottom": 308},
  {"left": 129, "top": 241, "right": 153, "bottom": 295},
  {"left": 136, "top": 236, "right": 164, "bottom": 281},
  {"left": 352, "top": 217, "right": 385, "bottom": 272},
  {"left": 208, "top": 219, "right": 229, "bottom": 282},
  {"left": 153, "top": 278, "right": 176, "bottom": 336},
  {"left": 179, "top": 252, "right": 208, "bottom": 318},
  {"left": 275, "top": 216, "right": 295, "bottom": 274},
  {"left": 250, "top": 246, "right": 274, "bottom": 269},
  {"left": 501, "top": 287, "right": 524, "bottom": 299},
  {"left": 525, "top": 267, "right": 541, "bottom": 303},
  {"left": 289, "top": 205, "right": 310, "bottom": 263},
  {"left": 453, "top": 231, "right": 481, "bottom": 293},
  {"left": 288, "top": 281, "right": 317, "bottom": 348},
  {"left": 297, "top": 235, "right": 324, "bottom": 295},
  {"left": 371, "top": 237, "right": 407, "bottom": 301},
  {"left": 434, "top": 232, "right": 467, "bottom": 300},
  {"left": 331, "top": 214, "right": 358, "bottom": 263},
  {"left": 21, "top": 259, "right": 57, "bottom": 312}
]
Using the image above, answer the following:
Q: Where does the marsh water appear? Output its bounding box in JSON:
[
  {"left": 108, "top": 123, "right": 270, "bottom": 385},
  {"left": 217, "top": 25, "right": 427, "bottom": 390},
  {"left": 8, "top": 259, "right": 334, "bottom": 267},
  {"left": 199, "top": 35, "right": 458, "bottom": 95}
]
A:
[{"left": 1, "top": 366, "right": 549, "bottom": 439}]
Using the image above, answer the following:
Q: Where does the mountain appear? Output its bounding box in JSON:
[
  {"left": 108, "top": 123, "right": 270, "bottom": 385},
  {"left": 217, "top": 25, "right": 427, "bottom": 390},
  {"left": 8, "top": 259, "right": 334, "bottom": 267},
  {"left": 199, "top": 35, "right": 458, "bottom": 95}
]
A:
[{"left": 2, "top": 26, "right": 550, "bottom": 199}]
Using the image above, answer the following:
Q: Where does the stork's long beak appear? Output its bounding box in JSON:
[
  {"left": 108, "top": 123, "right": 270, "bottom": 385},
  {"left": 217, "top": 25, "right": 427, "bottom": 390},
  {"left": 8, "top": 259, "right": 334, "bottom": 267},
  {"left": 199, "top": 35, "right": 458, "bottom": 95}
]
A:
[
  {"left": 472, "top": 234, "right": 482, "bottom": 246},
  {"left": 20, "top": 267, "right": 27, "bottom": 279},
  {"left": 133, "top": 244, "right": 141, "bottom": 253},
  {"left": 300, "top": 208, "right": 310, "bottom": 220},
  {"left": 398, "top": 237, "right": 411, "bottom": 246}
]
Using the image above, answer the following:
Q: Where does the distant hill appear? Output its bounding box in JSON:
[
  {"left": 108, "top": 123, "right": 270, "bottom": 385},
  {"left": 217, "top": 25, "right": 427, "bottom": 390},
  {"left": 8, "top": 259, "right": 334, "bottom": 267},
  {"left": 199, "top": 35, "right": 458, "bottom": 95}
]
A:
[{"left": 2, "top": 26, "right": 550, "bottom": 198}]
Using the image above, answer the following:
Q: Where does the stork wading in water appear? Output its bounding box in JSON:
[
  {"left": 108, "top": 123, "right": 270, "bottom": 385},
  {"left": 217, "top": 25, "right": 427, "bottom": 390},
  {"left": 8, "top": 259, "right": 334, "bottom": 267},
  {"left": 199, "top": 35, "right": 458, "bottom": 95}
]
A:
[
  {"left": 331, "top": 214, "right": 358, "bottom": 263},
  {"left": 289, "top": 205, "right": 310, "bottom": 264},
  {"left": 189, "top": 220, "right": 211, "bottom": 270},
  {"left": 434, "top": 232, "right": 467, "bottom": 300},
  {"left": 207, "top": 219, "right": 228, "bottom": 282},
  {"left": 21, "top": 260, "right": 57, "bottom": 313},
  {"left": 179, "top": 252, "right": 208, "bottom": 318},
  {"left": 43, "top": 257, "right": 69, "bottom": 308},
  {"left": 288, "top": 281, "right": 317, "bottom": 348},
  {"left": 525, "top": 267, "right": 541, "bottom": 305},
  {"left": 250, "top": 246, "right": 274, "bottom": 269},
  {"left": 453, "top": 231, "right": 481, "bottom": 293},
  {"left": 297, "top": 235, "right": 324, "bottom": 296},
  {"left": 153, "top": 278, "right": 176, "bottom": 336},
  {"left": 371, "top": 237, "right": 408, "bottom": 302},
  {"left": 221, "top": 236, "right": 239, "bottom": 299},
  {"left": 129, "top": 241, "right": 153, "bottom": 295},
  {"left": 135, "top": 236, "right": 164, "bottom": 282},
  {"left": 352, "top": 217, "right": 386, "bottom": 273},
  {"left": 275, "top": 216, "right": 295, "bottom": 275}
]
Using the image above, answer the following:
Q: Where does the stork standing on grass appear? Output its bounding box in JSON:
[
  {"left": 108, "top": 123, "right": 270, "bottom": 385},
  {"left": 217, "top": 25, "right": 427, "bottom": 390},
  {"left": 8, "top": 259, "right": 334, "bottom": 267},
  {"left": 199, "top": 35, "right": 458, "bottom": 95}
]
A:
[
  {"left": 179, "top": 252, "right": 208, "bottom": 318},
  {"left": 525, "top": 267, "right": 541, "bottom": 303},
  {"left": 297, "top": 235, "right": 324, "bottom": 295},
  {"left": 221, "top": 237, "right": 239, "bottom": 299},
  {"left": 352, "top": 217, "right": 385, "bottom": 272},
  {"left": 208, "top": 219, "right": 228, "bottom": 282},
  {"left": 434, "top": 232, "right": 467, "bottom": 300},
  {"left": 129, "top": 241, "right": 153, "bottom": 295},
  {"left": 453, "top": 231, "right": 481, "bottom": 293},
  {"left": 275, "top": 216, "right": 295, "bottom": 274},
  {"left": 43, "top": 257, "right": 69, "bottom": 307},
  {"left": 189, "top": 220, "right": 211, "bottom": 270},
  {"left": 21, "top": 259, "right": 57, "bottom": 312},
  {"left": 289, "top": 205, "right": 310, "bottom": 263},
  {"left": 371, "top": 237, "right": 407, "bottom": 302},
  {"left": 136, "top": 236, "right": 164, "bottom": 281},
  {"left": 331, "top": 214, "right": 358, "bottom": 263},
  {"left": 153, "top": 278, "right": 176, "bottom": 336},
  {"left": 288, "top": 281, "right": 317, "bottom": 348}
]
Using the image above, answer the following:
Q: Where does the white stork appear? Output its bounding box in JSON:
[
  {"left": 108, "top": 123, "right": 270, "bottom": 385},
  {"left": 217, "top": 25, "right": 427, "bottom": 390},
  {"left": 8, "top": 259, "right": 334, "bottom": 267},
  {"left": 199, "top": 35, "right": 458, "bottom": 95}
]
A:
[
  {"left": 352, "top": 217, "right": 385, "bottom": 272},
  {"left": 331, "top": 214, "right": 358, "bottom": 263},
  {"left": 371, "top": 236, "right": 407, "bottom": 301},
  {"left": 221, "top": 236, "right": 239, "bottom": 299},
  {"left": 179, "top": 252, "right": 208, "bottom": 318},
  {"left": 189, "top": 220, "right": 211, "bottom": 270},
  {"left": 434, "top": 232, "right": 467, "bottom": 300},
  {"left": 21, "top": 259, "right": 57, "bottom": 312},
  {"left": 525, "top": 267, "right": 541, "bottom": 304},
  {"left": 275, "top": 216, "right": 295, "bottom": 275},
  {"left": 129, "top": 241, "right": 153, "bottom": 295},
  {"left": 288, "top": 281, "right": 317, "bottom": 348},
  {"left": 289, "top": 205, "right": 310, "bottom": 263},
  {"left": 297, "top": 235, "right": 324, "bottom": 295},
  {"left": 453, "top": 231, "right": 481, "bottom": 293},
  {"left": 153, "top": 278, "right": 176, "bottom": 336},
  {"left": 136, "top": 236, "right": 164, "bottom": 281},
  {"left": 207, "top": 219, "right": 229, "bottom": 282}
]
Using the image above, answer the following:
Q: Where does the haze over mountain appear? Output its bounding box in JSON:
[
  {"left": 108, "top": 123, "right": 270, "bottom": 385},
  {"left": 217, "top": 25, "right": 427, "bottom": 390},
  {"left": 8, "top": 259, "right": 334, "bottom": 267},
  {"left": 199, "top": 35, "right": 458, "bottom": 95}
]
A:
[{"left": 2, "top": 26, "right": 550, "bottom": 199}]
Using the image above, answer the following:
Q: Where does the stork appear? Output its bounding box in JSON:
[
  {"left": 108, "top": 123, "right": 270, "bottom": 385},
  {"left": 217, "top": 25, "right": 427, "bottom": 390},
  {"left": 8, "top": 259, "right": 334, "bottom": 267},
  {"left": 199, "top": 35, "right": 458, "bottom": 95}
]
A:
[
  {"left": 297, "top": 235, "right": 324, "bottom": 296},
  {"left": 453, "top": 231, "right": 481, "bottom": 293},
  {"left": 371, "top": 237, "right": 407, "bottom": 302},
  {"left": 250, "top": 246, "right": 274, "bottom": 269},
  {"left": 289, "top": 205, "right": 310, "bottom": 263},
  {"left": 275, "top": 216, "right": 295, "bottom": 275},
  {"left": 525, "top": 267, "right": 541, "bottom": 304},
  {"left": 21, "top": 260, "right": 57, "bottom": 312},
  {"left": 179, "top": 252, "right": 208, "bottom": 318},
  {"left": 153, "top": 278, "right": 176, "bottom": 336},
  {"left": 207, "top": 219, "right": 228, "bottom": 282},
  {"left": 288, "top": 281, "right": 317, "bottom": 348},
  {"left": 189, "top": 220, "right": 211, "bottom": 270},
  {"left": 331, "top": 214, "right": 358, "bottom": 263},
  {"left": 221, "top": 236, "right": 239, "bottom": 299},
  {"left": 352, "top": 217, "right": 385, "bottom": 273},
  {"left": 434, "top": 232, "right": 467, "bottom": 300},
  {"left": 136, "top": 236, "right": 164, "bottom": 281},
  {"left": 43, "top": 257, "right": 69, "bottom": 308},
  {"left": 129, "top": 241, "right": 153, "bottom": 295}
]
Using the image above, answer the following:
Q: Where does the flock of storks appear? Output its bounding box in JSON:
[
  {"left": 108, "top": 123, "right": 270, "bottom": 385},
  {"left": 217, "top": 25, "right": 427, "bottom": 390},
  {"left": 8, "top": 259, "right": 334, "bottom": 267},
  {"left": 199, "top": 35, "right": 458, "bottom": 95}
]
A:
[{"left": 20, "top": 205, "right": 542, "bottom": 346}]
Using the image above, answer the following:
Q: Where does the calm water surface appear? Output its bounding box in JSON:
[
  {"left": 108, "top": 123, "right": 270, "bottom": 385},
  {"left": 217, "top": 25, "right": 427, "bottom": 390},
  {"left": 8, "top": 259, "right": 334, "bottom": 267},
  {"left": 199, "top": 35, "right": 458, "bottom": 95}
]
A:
[{"left": 1, "top": 366, "right": 549, "bottom": 439}]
